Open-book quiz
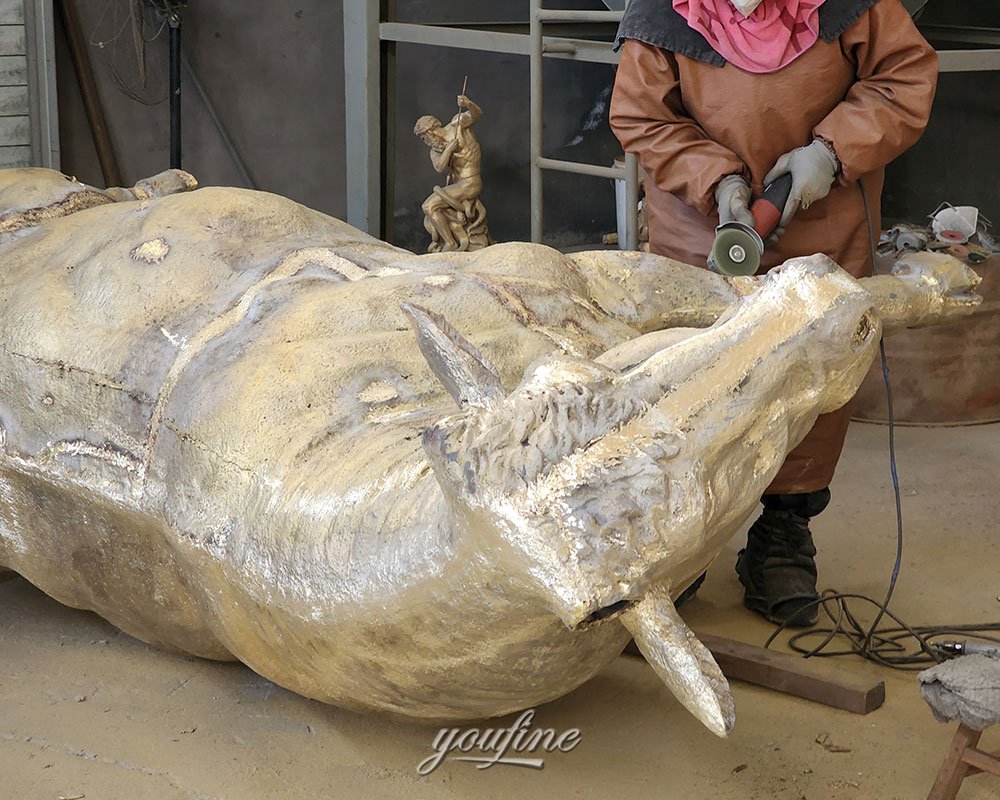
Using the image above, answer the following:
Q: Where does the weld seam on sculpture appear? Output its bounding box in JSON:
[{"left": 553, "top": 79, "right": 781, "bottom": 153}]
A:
[
  {"left": 5, "top": 347, "right": 148, "bottom": 399},
  {"left": 141, "top": 247, "right": 372, "bottom": 488},
  {"left": 0, "top": 190, "right": 114, "bottom": 233},
  {"left": 0, "top": 167, "right": 982, "bottom": 734}
]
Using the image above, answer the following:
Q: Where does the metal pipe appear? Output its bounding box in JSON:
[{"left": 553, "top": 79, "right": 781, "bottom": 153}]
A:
[
  {"left": 181, "top": 51, "right": 256, "bottom": 189},
  {"left": 542, "top": 40, "right": 577, "bottom": 54},
  {"left": 529, "top": 0, "right": 543, "bottom": 243},
  {"left": 624, "top": 153, "right": 640, "bottom": 251},
  {"left": 936, "top": 48, "right": 1000, "bottom": 72},
  {"left": 537, "top": 156, "right": 628, "bottom": 180},
  {"left": 344, "top": 2, "right": 382, "bottom": 234},
  {"left": 55, "top": 0, "right": 122, "bottom": 186},
  {"left": 920, "top": 24, "right": 1000, "bottom": 47},
  {"left": 535, "top": 10, "right": 623, "bottom": 22},
  {"left": 380, "top": 0, "right": 397, "bottom": 243},
  {"left": 169, "top": 18, "right": 182, "bottom": 170},
  {"left": 429, "top": 20, "right": 621, "bottom": 37},
  {"left": 378, "top": 23, "right": 620, "bottom": 65},
  {"left": 378, "top": 23, "right": 1000, "bottom": 72}
]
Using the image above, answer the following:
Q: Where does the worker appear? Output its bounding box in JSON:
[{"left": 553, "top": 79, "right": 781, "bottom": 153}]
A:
[{"left": 610, "top": 0, "right": 938, "bottom": 626}]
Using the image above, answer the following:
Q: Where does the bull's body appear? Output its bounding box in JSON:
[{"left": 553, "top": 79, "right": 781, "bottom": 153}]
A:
[{"left": 0, "top": 169, "right": 980, "bottom": 731}]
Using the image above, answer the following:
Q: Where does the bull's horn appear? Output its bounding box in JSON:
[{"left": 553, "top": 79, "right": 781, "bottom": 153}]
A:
[
  {"left": 621, "top": 585, "right": 735, "bottom": 737},
  {"left": 401, "top": 303, "right": 504, "bottom": 409}
]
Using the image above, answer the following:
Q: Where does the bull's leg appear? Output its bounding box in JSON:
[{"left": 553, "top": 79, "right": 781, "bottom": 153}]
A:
[
  {"left": 855, "top": 252, "right": 982, "bottom": 332},
  {"left": 568, "top": 251, "right": 746, "bottom": 333},
  {"left": 595, "top": 327, "right": 704, "bottom": 371},
  {"left": 570, "top": 250, "right": 981, "bottom": 337},
  {"left": 103, "top": 169, "right": 198, "bottom": 202}
]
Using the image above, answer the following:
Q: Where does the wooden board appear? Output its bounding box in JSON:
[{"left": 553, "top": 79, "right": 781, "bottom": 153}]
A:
[
  {"left": 0, "top": 55, "right": 27, "bottom": 85},
  {"left": 699, "top": 633, "right": 886, "bottom": 714},
  {"left": 0, "top": 0, "right": 24, "bottom": 25},
  {"left": 0, "top": 84, "right": 28, "bottom": 115},
  {"left": 625, "top": 634, "right": 886, "bottom": 715},
  {"left": 0, "top": 114, "right": 29, "bottom": 145},
  {"left": 0, "top": 24, "right": 24, "bottom": 56},
  {"left": 0, "top": 144, "right": 31, "bottom": 167}
]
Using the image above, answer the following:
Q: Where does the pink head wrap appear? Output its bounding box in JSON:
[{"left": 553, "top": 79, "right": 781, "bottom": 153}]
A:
[{"left": 672, "top": 0, "right": 826, "bottom": 74}]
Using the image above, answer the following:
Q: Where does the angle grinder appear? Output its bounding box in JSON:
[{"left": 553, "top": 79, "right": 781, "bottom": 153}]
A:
[{"left": 708, "top": 172, "right": 794, "bottom": 276}]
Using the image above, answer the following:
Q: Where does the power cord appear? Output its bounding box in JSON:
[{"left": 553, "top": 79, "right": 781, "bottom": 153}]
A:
[{"left": 762, "top": 180, "right": 997, "bottom": 670}]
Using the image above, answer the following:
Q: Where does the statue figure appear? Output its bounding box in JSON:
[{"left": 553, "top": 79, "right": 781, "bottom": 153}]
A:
[
  {"left": 414, "top": 94, "right": 493, "bottom": 253},
  {"left": 0, "top": 168, "right": 981, "bottom": 736}
]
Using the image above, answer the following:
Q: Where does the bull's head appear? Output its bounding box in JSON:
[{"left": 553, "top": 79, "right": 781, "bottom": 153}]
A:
[{"left": 403, "top": 255, "right": 883, "bottom": 736}]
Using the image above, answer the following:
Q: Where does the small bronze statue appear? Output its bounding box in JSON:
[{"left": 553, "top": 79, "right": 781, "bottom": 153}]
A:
[{"left": 414, "top": 93, "right": 493, "bottom": 253}]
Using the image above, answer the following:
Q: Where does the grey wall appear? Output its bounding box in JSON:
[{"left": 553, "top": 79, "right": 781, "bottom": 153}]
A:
[
  {"left": 58, "top": 0, "right": 622, "bottom": 251},
  {"left": 57, "top": 0, "right": 347, "bottom": 219},
  {"left": 57, "top": 1, "right": 997, "bottom": 252},
  {"left": 884, "top": 1, "right": 1000, "bottom": 226}
]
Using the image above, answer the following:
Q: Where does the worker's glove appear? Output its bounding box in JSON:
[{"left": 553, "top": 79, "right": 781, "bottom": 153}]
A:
[
  {"left": 715, "top": 175, "right": 754, "bottom": 228},
  {"left": 764, "top": 140, "right": 839, "bottom": 234}
]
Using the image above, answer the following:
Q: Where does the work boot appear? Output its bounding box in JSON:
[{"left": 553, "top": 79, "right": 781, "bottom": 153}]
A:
[{"left": 735, "top": 489, "right": 831, "bottom": 628}]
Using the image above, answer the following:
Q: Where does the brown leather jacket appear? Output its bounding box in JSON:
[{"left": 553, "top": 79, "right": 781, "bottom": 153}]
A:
[{"left": 610, "top": 0, "right": 937, "bottom": 493}]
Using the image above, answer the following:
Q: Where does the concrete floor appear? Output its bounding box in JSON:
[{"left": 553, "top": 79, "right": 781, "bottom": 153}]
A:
[{"left": 2, "top": 422, "right": 999, "bottom": 800}]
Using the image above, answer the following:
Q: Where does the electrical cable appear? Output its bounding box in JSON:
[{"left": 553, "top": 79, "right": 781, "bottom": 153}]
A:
[
  {"left": 762, "top": 180, "right": 998, "bottom": 670},
  {"left": 90, "top": 0, "right": 172, "bottom": 105}
]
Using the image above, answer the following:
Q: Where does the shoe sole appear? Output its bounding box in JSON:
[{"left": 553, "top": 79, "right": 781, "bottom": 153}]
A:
[{"left": 742, "top": 596, "right": 818, "bottom": 629}]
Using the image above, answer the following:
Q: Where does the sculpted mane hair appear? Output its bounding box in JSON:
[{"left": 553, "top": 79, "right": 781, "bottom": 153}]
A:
[{"left": 434, "top": 376, "right": 648, "bottom": 494}]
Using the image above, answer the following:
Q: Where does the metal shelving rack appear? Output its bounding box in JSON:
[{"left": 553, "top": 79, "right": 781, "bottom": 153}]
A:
[
  {"left": 343, "top": 2, "right": 639, "bottom": 248},
  {"left": 529, "top": 5, "right": 639, "bottom": 249},
  {"left": 343, "top": 3, "right": 1000, "bottom": 247}
]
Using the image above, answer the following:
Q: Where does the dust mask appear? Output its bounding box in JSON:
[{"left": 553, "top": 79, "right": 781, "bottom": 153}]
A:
[{"left": 730, "top": 0, "right": 764, "bottom": 16}]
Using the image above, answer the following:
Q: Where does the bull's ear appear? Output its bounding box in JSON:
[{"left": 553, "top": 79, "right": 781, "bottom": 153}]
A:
[{"left": 401, "top": 303, "right": 504, "bottom": 409}]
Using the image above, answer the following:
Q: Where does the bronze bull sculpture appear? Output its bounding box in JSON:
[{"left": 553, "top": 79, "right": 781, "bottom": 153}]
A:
[{"left": 0, "top": 168, "right": 981, "bottom": 735}]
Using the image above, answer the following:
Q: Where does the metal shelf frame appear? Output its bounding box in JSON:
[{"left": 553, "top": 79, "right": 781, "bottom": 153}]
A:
[
  {"left": 530, "top": 2, "right": 639, "bottom": 249},
  {"left": 344, "top": 4, "right": 1000, "bottom": 245},
  {"left": 344, "top": 3, "right": 640, "bottom": 247}
]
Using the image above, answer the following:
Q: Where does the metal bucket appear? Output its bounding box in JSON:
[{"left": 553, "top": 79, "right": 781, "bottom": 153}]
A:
[{"left": 853, "top": 255, "right": 1000, "bottom": 426}]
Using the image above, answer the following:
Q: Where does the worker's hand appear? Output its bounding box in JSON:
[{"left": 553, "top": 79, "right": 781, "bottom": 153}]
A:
[
  {"left": 457, "top": 94, "right": 471, "bottom": 108},
  {"left": 764, "top": 140, "right": 839, "bottom": 231},
  {"left": 714, "top": 175, "right": 754, "bottom": 228}
]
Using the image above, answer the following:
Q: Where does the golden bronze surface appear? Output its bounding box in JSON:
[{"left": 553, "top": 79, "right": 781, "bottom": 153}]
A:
[{"left": 0, "top": 169, "right": 980, "bottom": 732}]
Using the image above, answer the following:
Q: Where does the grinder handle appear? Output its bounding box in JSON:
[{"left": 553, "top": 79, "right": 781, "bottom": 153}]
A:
[{"left": 751, "top": 172, "right": 794, "bottom": 240}]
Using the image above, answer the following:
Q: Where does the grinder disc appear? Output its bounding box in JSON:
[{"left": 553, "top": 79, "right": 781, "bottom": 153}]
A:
[{"left": 709, "top": 226, "right": 763, "bottom": 277}]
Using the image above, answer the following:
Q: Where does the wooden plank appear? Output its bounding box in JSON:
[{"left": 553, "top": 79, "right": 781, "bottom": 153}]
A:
[
  {"left": 625, "top": 634, "right": 886, "bottom": 714},
  {"left": 929, "top": 725, "right": 982, "bottom": 800},
  {"left": 0, "top": 54, "right": 26, "bottom": 84},
  {"left": 0, "top": 83, "right": 27, "bottom": 115},
  {"left": 0, "top": 144, "right": 32, "bottom": 166},
  {"left": 698, "top": 634, "right": 886, "bottom": 714},
  {"left": 0, "top": 24, "right": 24, "bottom": 55},
  {"left": 0, "top": 114, "right": 30, "bottom": 145},
  {"left": 0, "top": 0, "right": 24, "bottom": 25},
  {"left": 962, "top": 746, "right": 1000, "bottom": 777}
]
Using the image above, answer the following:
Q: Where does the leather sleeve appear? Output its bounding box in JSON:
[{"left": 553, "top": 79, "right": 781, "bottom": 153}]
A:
[
  {"left": 610, "top": 40, "right": 747, "bottom": 216},
  {"left": 813, "top": 0, "right": 938, "bottom": 183}
]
